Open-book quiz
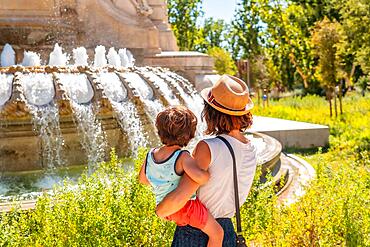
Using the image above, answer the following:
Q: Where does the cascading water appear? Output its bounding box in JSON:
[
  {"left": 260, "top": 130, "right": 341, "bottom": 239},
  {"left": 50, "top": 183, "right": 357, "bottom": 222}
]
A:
[
  {"left": 19, "top": 73, "right": 65, "bottom": 168},
  {"left": 0, "top": 74, "right": 13, "bottom": 107},
  {"left": 137, "top": 67, "right": 180, "bottom": 106},
  {"left": 57, "top": 73, "right": 107, "bottom": 168},
  {"left": 97, "top": 72, "right": 147, "bottom": 152},
  {"left": 0, "top": 44, "right": 276, "bottom": 202},
  {"left": 122, "top": 72, "right": 164, "bottom": 118},
  {"left": 148, "top": 68, "right": 207, "bottom": 142}
]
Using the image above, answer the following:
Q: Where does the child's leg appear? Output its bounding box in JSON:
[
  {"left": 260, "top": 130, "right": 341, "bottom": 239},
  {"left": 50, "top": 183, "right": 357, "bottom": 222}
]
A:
[{"left": 201, "top": 212, "right": 224, "bottom": 247}]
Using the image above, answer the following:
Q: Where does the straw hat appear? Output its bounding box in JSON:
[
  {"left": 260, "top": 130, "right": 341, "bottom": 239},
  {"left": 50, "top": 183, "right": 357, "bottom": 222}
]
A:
[{"left": 200, "top": 74, "right": 253, "bottom": 116}]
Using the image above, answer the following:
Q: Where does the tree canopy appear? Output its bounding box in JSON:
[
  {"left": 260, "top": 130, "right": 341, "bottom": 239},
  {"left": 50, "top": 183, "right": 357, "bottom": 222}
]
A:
[{"left": 167, "top": 0, "right": 370, "bottom": 96}]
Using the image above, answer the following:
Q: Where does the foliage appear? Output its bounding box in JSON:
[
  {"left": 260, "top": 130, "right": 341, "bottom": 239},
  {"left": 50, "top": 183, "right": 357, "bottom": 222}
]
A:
[
  {"left": 312, "top": 18, "right": 341, "bottom": 91},
  {"left": 230, "top": 0, "right": 262, "bottom": 60},
  {"left": 0, "top": 95, "right": 369, "bottom": 246},
  {"left": 244, "top": 93, "right": 370, "bottom": 245},
  {"left": 257, "top": 1, "right": 316, "bottom": 90},
  {"left": 334, "top": 0, "right": 370, "bottom": 74},
  {"left": 166, "top": 0, "right": 370, "bottom": 94},
  {"left": 0, "top": 150, "right": 174, "bottom": 246},
  {"left": 207, "top": 47, "right": 237, "bottom": 75},
  {"left": 167, "top": 0, "right": 203, "bottom": 51},
  {"left": 197, "top": 18, "right": 229, "bottom": 53}
]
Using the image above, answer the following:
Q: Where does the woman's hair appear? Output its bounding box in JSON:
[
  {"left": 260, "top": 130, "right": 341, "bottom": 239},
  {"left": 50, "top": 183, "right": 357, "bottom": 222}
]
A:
[
  {"left": 155, "top": 106, "right": 197, "bottom": 147},
  {"left": 202, "top": 101, "right": 253, "bottom": 135}
]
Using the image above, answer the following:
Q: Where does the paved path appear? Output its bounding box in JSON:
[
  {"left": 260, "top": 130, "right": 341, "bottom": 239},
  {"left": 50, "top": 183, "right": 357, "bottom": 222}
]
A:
[{"left": 250, "top": 116, "right": 329, "bottom": 148}]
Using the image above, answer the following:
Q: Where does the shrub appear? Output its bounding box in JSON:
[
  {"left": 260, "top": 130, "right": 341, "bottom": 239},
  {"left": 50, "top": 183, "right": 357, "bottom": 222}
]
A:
[
  {"left": 207, "top": 47, "right": 237, "bottom": 75},
  {"left": 0, "top": 93, "right": 369, "bottom": 246},
  {"left": 0, "top": 150, "right": 175, "bottom": 246}
]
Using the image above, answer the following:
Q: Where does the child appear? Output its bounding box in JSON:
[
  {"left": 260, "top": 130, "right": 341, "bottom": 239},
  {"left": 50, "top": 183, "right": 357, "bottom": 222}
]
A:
[{"left": 139, "top": 106, "right": 224, "bottom": 247}]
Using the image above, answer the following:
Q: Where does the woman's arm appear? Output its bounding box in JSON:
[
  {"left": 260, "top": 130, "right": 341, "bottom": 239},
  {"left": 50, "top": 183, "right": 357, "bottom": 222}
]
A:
[
  {"left": 156, "top": 173, "right": 198, "bottom": 218},
  {"left": 156, "top": 141, "right": 211, "bottom": 218}
]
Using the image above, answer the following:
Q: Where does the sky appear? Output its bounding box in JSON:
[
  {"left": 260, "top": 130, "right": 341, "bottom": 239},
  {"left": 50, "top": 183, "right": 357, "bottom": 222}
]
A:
[{"left": 202, "top": 0, "right": 239, "bottom": 23}]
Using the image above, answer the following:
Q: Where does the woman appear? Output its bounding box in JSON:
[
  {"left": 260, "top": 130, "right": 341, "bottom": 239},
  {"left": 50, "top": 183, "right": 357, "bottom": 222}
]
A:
[{"left": 156, "top": 75, "right": 257, "bottom": 246}]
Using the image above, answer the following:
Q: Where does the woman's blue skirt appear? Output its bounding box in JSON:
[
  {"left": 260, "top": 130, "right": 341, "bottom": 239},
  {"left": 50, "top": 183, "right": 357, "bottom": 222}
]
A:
[{"left": 171, "top": 218, "right": 236, "bottom": 247}]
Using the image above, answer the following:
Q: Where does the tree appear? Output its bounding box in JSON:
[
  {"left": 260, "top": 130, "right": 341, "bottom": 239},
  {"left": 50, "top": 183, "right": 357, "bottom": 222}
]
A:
[
  {"left": 335, "top": 0, "right": 370, "bottom": 75},
  {"left": 257, "top": 1, "right": 316, "bottom": 89},
  {"left": 197, "top": 18, "right": 229, "bottom": 53},
  {"left": 230, "top": 0, "right": 262, "bottom": 60},
  {"left": 167, "top": 0, "right": 203, "bottom": 51},
  {"left": 207, "top": 47, "right": 237, "bottom": 75},
  {"left": 312, "top": 18, "right": 341, "bottom": 116}
]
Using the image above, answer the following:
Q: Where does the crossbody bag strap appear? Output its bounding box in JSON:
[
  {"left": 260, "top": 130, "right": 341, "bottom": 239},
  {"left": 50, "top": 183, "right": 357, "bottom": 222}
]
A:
[{"left": 216, "top": 136, "right": 243, "bottom": 234}]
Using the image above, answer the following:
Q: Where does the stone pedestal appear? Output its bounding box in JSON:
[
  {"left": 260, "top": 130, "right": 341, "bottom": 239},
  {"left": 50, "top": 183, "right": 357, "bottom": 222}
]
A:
[{"left": 144, "top": 51, "right": 216, "bottom": 90}]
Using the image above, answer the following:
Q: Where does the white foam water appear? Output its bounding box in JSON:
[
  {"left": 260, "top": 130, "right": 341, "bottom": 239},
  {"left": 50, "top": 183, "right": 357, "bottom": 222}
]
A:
[
  {"left": 57, "top": 73, "right": 107, "bottom": 168},
  {"left": 22, "top": 51, "right": 41, "bottom": 66},
  {"left": 49, "top": 44, "right": 68, "bottom": 66},
  {"left": 57, "top": 73, "right": 94, "bottom": 104},
  {"left": 98, "top": 72, "right": 147, "bottom": 152},
  {"left": 1, "top": 44, "right": 15, "bottom": 67},
  {"left": 138, "top": 68, "right": 180, "bottom": 106},
  {"left": 122, "top": 72, "right": 164, "bottom": 118},
  {"left": 118, "top": 48, "right": 129, "bottom": 67},
  {"left": 153, "top": 69, "right": 206, "bottom": 141},
  {"left": 20, "top": 73, "right": 55, "bottom": 106},
  {"left": 107, "top": 47, "right": 121, "bottom": 67},
  {"left": 126, "top": 49, "right": 135, "bottom": 67},
  {"left": 27, "top": 104, "right": 65, "bottom": 168},
  {"left": 70, "top": 102, "right": 107, "bottom": 169},
  {"left": 111, "top": 101, "right": 147, "bottom": 153},
  {"left": 0, "top": 74, "right": 13, "bottom": 106},
  {"left": 73, "top": 47, "right": 89, "bottom": 66},
  {"left": 94, "top": 45, "right": 107, "bottom": 67}
]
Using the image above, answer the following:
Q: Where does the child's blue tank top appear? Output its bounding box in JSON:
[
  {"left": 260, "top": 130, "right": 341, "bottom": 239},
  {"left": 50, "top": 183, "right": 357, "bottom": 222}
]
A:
[{"left": 145, "top": 149, "right": 188, "bottom": 205}]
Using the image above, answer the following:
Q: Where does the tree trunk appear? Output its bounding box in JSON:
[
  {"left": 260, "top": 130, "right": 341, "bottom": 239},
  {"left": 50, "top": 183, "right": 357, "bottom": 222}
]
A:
[
  {"left": 339, "top": 84, "right": 343, "bottom": 114},
  {"left": 334, "top": 91, "right": 338, "bottom": 117},
  {"left": 327, "top": 89, "right": 333, "bottom": 117},
  {"left": 289, "top": 53, "right": 309, "bottom": 88}
]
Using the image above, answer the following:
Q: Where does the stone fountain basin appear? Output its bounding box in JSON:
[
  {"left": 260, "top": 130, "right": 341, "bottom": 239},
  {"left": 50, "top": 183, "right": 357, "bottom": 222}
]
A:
[
  {"left": 0, "top": 132, "right": 282, "bottom": 202},
  {"left": 0, "top": 65, "right": 285, "bottom": 211}
]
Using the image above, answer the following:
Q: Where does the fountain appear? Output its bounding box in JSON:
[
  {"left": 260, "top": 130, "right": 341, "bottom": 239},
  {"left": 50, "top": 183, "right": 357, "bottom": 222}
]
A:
[
  {"left": 0, "top": 44, "right": 286, "bottom": 202},
  {"left": 0, "top": 0, "right": 308, "bottom": 207}
]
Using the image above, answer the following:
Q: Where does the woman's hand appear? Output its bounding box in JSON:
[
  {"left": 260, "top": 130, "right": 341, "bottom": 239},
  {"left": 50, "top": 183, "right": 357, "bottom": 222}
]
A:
[{"left": 156, "top": 173, "right": 199, "bottom": 218}]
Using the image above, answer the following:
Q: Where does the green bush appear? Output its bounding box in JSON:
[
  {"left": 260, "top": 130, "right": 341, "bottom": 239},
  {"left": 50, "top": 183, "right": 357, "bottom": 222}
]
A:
[
  {"left": 207, "top": 47, "right": 237, "bottom": 75},
  {"left": 0, "top": 150, "right": 174, "bottom": 246},
  {"left": 244, "top": 92, "right": 370, "bottom": 246},
  {"left": 0, "top": 93, "right": 369, "bottom": 246}
]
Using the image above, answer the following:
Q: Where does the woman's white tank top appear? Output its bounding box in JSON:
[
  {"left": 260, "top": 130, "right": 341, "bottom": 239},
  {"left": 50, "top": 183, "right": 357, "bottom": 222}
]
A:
[{"left": 197, "top": 134, "right": 257, "bottom": 218}]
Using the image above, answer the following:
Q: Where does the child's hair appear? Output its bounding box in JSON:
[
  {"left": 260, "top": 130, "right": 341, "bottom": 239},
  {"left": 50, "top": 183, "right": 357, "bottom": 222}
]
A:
[
  {"left": 155, "top": 106, "right": 197, "bottom": 147},
  {"left": 202, "top": 101, "right": 253, "bottom": 135}
]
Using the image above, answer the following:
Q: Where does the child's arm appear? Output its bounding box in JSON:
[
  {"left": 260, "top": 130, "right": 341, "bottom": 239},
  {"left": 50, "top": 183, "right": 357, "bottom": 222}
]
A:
[
  {"left": 138, "top": 162, "right": 150, "bottom": 185},
  {"left": 182, "top": 153, "right": 210, "bottom": 185}
]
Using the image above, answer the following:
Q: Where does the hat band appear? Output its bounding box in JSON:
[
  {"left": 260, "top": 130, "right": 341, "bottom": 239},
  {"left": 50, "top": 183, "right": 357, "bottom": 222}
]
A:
[{"left": 208, "top": 91, "right": 246, "bottom": 112}]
